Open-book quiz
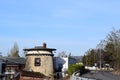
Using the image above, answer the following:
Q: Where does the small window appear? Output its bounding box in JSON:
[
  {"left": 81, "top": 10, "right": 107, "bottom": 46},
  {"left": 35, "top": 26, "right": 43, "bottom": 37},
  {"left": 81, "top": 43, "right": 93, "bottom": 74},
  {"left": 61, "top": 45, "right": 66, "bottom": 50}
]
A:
[{"left": 34, "top": 58, "right": 41, "bottom": 66}]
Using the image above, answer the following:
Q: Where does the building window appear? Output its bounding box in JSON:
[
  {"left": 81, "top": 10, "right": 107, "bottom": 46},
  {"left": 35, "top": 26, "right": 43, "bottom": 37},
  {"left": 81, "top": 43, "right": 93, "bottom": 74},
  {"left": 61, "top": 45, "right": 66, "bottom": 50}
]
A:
[{"left": 34, "top": 58, "right": 41, "bottom": 66}]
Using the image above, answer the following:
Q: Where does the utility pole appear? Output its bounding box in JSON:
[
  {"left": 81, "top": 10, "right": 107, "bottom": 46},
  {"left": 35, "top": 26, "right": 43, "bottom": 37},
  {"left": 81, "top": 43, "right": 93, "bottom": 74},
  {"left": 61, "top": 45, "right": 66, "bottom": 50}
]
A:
[
  {"left": 97, "top": 44, "right": 101, "bottom": 70},
  {"left": 85, "top": 53, "right": 87, "bottom": 66},
  {"left": 94, "top": 50, "right": 96, "bottom": 66},
  {"left": 97, "top": 40, "right": 104, "bottom": 70},
  {"left": 100, "top": 48, "right": 102, "bottom": 70}
]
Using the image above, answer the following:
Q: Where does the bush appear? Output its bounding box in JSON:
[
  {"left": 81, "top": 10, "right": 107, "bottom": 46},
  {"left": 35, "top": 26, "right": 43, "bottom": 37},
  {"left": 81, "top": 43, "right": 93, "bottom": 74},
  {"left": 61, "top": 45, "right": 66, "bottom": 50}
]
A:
[
  {"left": 79, "top": 66, "right": 89, "bottom": 75},
  {"left": 68, "top": 64, "right": 83, "bottom": 76},
  {"left": 68, "top": 64, "right": 89, "bottom": 76}
]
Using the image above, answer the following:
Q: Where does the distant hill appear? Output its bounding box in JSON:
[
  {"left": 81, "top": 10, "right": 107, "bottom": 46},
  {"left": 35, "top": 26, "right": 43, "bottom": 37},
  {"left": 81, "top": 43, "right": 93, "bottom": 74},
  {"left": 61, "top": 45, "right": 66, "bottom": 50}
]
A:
[{"left": 71, "top": 56, "right": 83, "bottom": 62}]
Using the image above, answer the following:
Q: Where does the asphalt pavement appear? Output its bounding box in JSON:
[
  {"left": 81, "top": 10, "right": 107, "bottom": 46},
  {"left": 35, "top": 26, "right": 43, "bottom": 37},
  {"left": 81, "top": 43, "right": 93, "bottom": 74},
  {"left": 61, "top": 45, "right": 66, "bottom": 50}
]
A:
[{"left": 81, "top": 70, "right": 120, "bottom": 80}]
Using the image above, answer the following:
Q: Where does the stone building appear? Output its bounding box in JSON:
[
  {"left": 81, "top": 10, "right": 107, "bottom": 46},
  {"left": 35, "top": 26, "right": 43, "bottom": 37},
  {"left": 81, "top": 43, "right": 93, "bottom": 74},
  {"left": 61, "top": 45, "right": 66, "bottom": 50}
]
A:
[
  {"left": 23, "top": 43, "right": 56, "bottom": 80},
  {"left": 0, "top": 57, "right": 25, "bottom": 80}
]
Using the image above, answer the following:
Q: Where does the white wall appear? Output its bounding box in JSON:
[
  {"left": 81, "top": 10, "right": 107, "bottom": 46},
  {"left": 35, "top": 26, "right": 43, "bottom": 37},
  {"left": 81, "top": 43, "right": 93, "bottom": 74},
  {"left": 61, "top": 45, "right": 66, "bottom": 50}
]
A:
[{"left": 54, "top": 57, "right": 76, "bottom": 72}]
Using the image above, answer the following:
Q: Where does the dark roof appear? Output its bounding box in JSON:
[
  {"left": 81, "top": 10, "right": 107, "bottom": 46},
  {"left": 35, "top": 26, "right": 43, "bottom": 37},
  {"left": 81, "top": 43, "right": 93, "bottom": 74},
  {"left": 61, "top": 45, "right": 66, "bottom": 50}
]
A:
[
  {"left": 2, "top": 57, "right": 26, "bottom": 65},
  {"left": 21, "top": 70, "right": 47, "bottom": 78},
  {"left": 23, "top": 46, "right": 56, "bottom": 51}
]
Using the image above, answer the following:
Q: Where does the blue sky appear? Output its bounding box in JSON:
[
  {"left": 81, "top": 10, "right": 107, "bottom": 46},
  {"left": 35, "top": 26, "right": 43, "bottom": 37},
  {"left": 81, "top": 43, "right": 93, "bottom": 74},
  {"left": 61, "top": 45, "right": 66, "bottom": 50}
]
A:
[{"left": 0, "top": 0, "right": 120, "bottom": 56}]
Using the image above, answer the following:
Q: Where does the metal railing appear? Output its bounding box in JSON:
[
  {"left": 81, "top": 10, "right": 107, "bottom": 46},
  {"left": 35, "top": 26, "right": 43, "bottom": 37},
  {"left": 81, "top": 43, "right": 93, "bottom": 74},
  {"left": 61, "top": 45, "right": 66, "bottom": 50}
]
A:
[{"left": 70, "top": 71, "right": 96, "bottom": 80}]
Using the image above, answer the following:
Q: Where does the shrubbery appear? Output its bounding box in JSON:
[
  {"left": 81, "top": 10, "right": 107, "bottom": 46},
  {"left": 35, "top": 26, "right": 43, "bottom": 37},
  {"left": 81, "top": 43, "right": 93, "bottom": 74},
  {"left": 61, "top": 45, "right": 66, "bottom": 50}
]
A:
[{"left": 68, "top": 64, "right": 88, "bottom": 76}]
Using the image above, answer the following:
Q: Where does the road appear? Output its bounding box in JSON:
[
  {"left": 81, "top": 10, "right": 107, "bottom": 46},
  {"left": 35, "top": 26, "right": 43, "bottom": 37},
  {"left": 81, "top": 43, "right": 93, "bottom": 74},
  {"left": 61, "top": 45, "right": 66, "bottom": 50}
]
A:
[{"left": 81, "top": 70, "right": 120, "bottom": 80}]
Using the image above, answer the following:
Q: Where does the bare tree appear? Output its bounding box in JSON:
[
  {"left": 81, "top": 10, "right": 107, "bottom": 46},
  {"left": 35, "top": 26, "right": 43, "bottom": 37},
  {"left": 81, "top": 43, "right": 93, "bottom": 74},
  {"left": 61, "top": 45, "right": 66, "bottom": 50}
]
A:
[
  {"left": 105, "top": 28, "right": 120, "bottom": 69},
  {"left": 58, "top": 51, "right": 67, "bottom": 57}
]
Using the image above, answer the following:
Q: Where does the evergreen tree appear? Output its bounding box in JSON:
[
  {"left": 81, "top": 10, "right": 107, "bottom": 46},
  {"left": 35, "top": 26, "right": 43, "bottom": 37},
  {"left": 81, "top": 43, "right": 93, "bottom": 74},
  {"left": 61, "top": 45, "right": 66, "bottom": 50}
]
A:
[{"left": 8, "top": 42, "right": 20, "bottom": 58}]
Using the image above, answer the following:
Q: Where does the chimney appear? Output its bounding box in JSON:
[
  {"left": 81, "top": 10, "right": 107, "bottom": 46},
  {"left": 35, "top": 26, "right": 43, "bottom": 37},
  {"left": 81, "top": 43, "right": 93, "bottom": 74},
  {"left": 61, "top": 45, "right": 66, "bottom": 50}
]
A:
[{"left": 43, "top": 42, "right": 47, "bottom": 48}]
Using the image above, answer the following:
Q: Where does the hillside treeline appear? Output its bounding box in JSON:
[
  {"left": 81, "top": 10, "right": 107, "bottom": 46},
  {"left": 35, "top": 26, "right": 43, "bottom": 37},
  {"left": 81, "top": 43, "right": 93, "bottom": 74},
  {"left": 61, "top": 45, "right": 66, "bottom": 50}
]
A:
[{"left": 82, "top": 28, "right": 120, "bottom": 71}]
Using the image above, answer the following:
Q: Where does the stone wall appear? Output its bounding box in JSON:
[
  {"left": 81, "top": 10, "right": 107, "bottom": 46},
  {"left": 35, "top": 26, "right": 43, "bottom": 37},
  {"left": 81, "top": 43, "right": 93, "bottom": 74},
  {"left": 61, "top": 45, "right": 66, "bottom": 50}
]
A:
[{"left": 25, "top": 51, "right": 54, "bottom": 78}]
